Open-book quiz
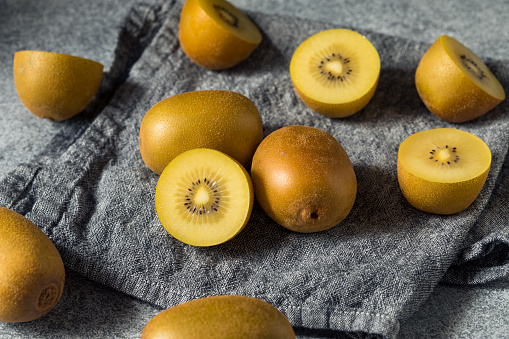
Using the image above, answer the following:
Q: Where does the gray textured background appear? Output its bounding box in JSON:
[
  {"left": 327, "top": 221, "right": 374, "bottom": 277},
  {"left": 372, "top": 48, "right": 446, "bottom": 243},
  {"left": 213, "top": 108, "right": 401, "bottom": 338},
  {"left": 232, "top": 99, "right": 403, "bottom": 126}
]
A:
[{"left": 1, "top": 0, "right": 508, "bottom": 338}]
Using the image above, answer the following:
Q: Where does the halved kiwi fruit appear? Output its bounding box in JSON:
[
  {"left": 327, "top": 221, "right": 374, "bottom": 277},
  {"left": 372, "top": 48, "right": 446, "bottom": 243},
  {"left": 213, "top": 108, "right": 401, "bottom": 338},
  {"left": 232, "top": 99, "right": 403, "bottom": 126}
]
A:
[
  {"left": 178, "top": 0, "right": 262, "bottom": 70},
  {"left": 155, "top": 148, "right": 254, "bottom": 246},
  {"left": 290, "top": 29, "right": 380, "bottom": 118},
  {"left": 13, "top": 50, "right": 103, "bottom": 121},
  {"left": 397, "top": 128, "right": 491, "bottom": 214},
  {"left": 415, "top": 35, "right": 505, "bottom": 123}
]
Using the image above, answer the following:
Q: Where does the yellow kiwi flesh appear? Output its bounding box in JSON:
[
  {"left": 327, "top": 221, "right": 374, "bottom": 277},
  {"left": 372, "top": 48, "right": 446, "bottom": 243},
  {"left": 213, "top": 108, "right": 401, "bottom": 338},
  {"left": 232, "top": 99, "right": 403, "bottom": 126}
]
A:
[
  {"left": 397, "top": 128, "right": 491, "bottom": 214},
  {"left": 155, "top": 148, "right": 254, "bottom": 246},
  {"left": 0, "top": 207, "right": 65, "bottom": 322},
  {"left": 141, "top": 295, "right": 295, "bottom": 338},
  {"left": 290, "top": 29, "right": 380, "bottom": 118},
  {"left": 13, "top": 50, "right": 103, "bottom": 121},
  {"left": 251, "top": 125, "right": 357, "bottom": 233},
  {"left": 179, "top": 0, "right": 262, "bottom": 70},
  {"left": 415, "top": 35, "right": 505, "bottom": 123},
  {"left": 139, "top": 90, "right": 263, "bottom": 175}
]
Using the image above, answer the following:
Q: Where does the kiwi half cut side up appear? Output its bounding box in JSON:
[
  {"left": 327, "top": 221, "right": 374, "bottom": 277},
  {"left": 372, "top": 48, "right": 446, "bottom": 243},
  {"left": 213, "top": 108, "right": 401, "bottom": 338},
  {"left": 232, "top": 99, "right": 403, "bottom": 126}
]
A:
[
  {"left": 290, "top": 28, "right": 380, "bottom": 118},
  {"left": 397, "top": 128, "right": 491, "bottom": 215},
  {"left": 155, "top": 148, "right": 254, "bottom": 247}
]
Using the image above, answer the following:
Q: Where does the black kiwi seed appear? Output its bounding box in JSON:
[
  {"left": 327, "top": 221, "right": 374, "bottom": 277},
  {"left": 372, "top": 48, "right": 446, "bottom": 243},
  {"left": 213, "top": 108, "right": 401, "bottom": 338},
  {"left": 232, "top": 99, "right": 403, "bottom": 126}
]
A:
[
  {"left": 460, "top": 55, "right": 486, "bottom": 80},
  {"left": 317, "top": 53, "right": 352, "bottom": 83},
  {"left": 428, "top": 145, "right": 460, "bottom": 166},
  {"left": 183, "top": 177, "right": 222, "bottom": 215},
  {"left": 214, "top": 5, "right": 239, "bottom": 28}
]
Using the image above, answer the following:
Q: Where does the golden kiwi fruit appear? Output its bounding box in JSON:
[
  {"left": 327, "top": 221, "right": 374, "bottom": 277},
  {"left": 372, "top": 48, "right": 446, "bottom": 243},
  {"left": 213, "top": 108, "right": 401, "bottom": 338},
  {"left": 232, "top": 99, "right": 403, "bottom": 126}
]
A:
[
  {"left": 0, "top": 206, "right": 65, "bottom": 323},
  {"left": 178, "top": 0, "right": 262, "bottom": 70},
  {"left": 251, "top": 125, "right": 357, "bottom": 233},
  {"left": 13, "top": 50, "right": 103, "bottom": 121},
  {"left": 290, "top": 29, "right": 380, "bottom": 118},
  {"left": 155, "top": 148, "right": 254, "bottom": 246},
  {"left": 139, "top": 90, "right": 263, "bottom": 175},
  {"left": 415, "top": 35, "right": 505, "bottom": 123},
  {"left": 397, "top": 128, "right": 491, "bottom": 214},
  {"left": 141, "top": 295, "right": 296, "bottom": 338}
]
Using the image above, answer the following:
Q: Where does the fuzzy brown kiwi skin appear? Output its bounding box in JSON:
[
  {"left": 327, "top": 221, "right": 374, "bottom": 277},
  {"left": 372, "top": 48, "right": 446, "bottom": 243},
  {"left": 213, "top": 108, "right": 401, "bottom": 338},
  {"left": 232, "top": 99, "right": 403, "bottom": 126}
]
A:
[
  {"left": 141, "top": 295, "right": 295, "bottom": 338},
  {"left": 0, "top": 207, "right": 65, "bottom": 323},
  {"left": 139, "top": 90, "right": 263, "bottom": 175},
  {"left": 251, "top": 125, "right": 357, "bottom": 233},
  {"left": 397, "top": 159, "right": 490, "bottom": 215}
]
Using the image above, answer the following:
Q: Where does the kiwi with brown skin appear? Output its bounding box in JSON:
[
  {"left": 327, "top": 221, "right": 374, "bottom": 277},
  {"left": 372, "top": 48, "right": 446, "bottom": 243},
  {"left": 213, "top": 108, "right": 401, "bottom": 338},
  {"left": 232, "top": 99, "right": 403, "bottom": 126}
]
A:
[
  {"left": 251, "top": 125, "right": 357, "bottom": 233},
  {"left": 0, "top": 207, "right": 65, "bottom": 323},
  {"left": 178, "top": 0, "right": 262, "bottom": 70},
  {"left": 13, "top": 50, "right": 103, "bottom": 121},
  {"left": 415, "top": 35, "right": 505, "bottom": 123},
  {"left": 141, "top": 295, "right": 296, "bottom": 338},
  {"left": 139, "top": 90, "right": 263, "bottom": 175}
]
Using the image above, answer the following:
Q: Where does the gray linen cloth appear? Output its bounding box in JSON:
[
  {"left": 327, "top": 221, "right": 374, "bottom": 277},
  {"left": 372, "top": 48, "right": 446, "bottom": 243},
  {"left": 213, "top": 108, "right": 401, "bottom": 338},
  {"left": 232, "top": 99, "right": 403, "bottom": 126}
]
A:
[{"left": 1, "top": 1, "right": 508, "bottom": 338}]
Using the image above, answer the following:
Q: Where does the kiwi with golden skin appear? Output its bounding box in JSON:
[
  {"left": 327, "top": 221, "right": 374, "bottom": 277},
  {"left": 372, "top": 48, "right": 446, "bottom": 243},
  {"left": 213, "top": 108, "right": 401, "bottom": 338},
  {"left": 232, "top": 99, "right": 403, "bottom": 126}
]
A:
[
  {"left": 251, "top": 125, "right": 357, "bottom": 233},
  {"left": 13, "top": 50, "right": 103, "bottom": 121},
  {"left": 290, "top": 29, "right": 380, "bottom": 118},
  {"left": 0, "top": 207, "right": 65, "bottom": 323},
  {"left": 178, "top": 0, "right": 262, "bottom": 70},
  {"left": 141, "top": 295, "right": 295, "bottom": 338},
  {"left": 397, "top": 128, "right": 491, "bottom": 214},
  {"left": 139, "top": 90, "right": 263, "bottom": 175},
  {"left": 415, "top": 35, "right": 505, "bottom": 123}
]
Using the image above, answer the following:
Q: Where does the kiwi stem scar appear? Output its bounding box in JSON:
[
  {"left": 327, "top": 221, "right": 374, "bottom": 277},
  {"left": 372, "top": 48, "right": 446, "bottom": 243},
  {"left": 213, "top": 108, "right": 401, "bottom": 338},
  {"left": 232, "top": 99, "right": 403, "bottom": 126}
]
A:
[{"left": 37, "top": 285, "right": 58, "bottom": 311}]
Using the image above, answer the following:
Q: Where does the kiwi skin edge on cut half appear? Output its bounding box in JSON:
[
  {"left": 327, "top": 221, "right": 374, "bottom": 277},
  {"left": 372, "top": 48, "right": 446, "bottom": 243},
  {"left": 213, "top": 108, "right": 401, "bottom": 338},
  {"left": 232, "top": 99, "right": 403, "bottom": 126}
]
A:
[{"left": 397, "top": 128, "right": 491, "bottom": 215}]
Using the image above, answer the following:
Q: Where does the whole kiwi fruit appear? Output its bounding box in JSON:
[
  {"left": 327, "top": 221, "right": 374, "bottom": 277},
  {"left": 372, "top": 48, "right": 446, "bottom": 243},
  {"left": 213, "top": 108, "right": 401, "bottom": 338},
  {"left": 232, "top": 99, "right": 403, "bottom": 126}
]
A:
[
  {"left": 251, "top": 125, "right": 357, "bottom": 233},
  {"left": 0, "top": 207, "right": 65, "bottom": 322},
  {"left": 141, "top": 295, "right": 295, "bottom": 338},
  {"left": 139, "top": 90, "right": 263, "bottom": 174}
]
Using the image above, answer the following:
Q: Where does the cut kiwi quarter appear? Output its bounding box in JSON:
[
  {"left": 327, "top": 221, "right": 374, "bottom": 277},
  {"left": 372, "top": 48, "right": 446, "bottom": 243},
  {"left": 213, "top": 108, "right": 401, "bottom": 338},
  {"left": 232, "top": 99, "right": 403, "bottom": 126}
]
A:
[
  {"left": 397, "top": 128, "right": 491, "bottom": 215},
  {"left": 155, "top": 148, "right": 254, "bottom": 246},
  {"left": 290, "top": 29, "right": 380, "bottom": 118},
  {"left": 415, "top": 35, "right": 505, "bottom": 123},
  {"left": 178, "top": 0, "right": 262, "bottom": 70}
]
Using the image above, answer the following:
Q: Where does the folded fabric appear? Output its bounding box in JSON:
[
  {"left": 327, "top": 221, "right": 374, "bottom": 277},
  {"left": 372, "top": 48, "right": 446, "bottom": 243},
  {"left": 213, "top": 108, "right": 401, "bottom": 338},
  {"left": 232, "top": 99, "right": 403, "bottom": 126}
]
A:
[{"left": 1, "top": 1, "right": 508, "bottom": 338}]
